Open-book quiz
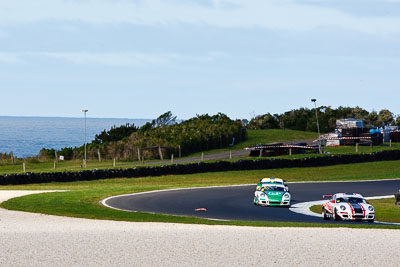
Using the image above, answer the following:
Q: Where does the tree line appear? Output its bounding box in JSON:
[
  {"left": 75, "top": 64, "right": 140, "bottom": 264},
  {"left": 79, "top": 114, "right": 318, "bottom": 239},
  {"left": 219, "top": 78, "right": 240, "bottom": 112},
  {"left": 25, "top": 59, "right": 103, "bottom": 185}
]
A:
[
  {"left": 248, "top": 106, "right": 400, "bottom": 132},
  {"left": 40, "top": 112, "right": 247, "bottom": 161}
]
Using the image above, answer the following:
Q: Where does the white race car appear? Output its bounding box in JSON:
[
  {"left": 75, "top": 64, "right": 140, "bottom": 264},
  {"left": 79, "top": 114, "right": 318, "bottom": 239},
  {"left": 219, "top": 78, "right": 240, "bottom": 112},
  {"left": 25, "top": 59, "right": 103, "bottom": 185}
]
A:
[{"left": 322, "top": 193, "right": 375, "bottom": 223}]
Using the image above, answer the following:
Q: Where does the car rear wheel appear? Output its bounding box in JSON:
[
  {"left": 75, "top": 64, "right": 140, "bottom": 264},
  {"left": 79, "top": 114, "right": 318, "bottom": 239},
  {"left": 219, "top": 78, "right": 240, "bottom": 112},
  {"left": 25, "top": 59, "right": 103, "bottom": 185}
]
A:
[{"left": 322, "top": 207, "right": 330, "bottom": 220}]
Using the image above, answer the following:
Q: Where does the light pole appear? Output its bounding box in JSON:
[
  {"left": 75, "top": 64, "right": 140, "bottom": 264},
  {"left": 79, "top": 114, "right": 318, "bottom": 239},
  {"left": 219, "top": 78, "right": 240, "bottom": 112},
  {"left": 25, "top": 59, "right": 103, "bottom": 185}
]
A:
[
  {"left": 82, "top": 109, "right": 88, "bottom": 167},
  {"left": 311, "top": 99, "right": 321, "bottom": 153}
]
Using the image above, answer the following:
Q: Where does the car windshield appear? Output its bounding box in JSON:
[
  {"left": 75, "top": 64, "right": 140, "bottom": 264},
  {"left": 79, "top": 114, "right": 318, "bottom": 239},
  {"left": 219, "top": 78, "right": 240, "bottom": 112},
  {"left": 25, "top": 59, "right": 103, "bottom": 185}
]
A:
[
  {"left": 336, "top": 197, "right": 365, "bottom": 204},
  {"left": 261, "top": 186, "right": 285, "bottom": 192},
  {"left": 262, "top": 181, "right": 283, "bottom": 185}
]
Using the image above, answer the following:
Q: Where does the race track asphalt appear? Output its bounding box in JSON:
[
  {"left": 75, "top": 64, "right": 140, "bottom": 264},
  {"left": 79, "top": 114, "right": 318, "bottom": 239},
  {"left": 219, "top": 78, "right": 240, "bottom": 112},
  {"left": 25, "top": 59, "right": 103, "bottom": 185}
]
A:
[{"left": 103, "top": 179, "right": 400, "bottom": 223}]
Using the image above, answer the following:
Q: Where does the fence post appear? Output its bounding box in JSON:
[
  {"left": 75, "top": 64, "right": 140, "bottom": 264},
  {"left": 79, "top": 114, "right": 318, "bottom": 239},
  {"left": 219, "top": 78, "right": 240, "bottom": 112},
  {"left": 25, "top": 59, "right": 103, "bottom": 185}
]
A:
[
  {"left": 113, "top": 158, "right": 116, "bottom": 167},
  {"left": 390, "top": 139, "right": 392, "bottom": 148},
  {"left": 356, "top": 143, "right": 359, "bottom": 153},
  {"left": 259, "top": 149, "right": 262, "bottom": 158},
  {"left": 54, "top": 150, "right": 58, "bottom": 162},
  {"left": 171, "top": 154, "right": 174, "bottom": 163},
  {"left": 10, "top": 152, "right": 15, "bottom": 164},
  {"left": 158, "top": 146, "right": 163, "bottom": 160},
  {"left": 137, "top": 149, "right": 141, "bottom": 161},
  {"left": 230, "top": 150, "right": 232, "bottom": 159},
  {"left": 201, "top": 152, "right": 204, "bottom": 161},
  {"left": 97, "top": 149, "right": 101, "bottom": 161},
  {"left": 54, "top": 160, "right": 56, "bottom": 170},
  {"left": 23, "top": 162, "right": 26, "bottom": 172},
  {"left": 289, "top": 148, "right": 292, "bottom": 156}
]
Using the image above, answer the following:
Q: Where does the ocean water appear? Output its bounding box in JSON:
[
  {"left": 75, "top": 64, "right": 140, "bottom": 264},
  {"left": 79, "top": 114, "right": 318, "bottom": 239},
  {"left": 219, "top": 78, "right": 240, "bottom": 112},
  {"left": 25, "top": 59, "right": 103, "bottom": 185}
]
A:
[{"left": 0, "top": 116, "right": 150, "bottom": 158}]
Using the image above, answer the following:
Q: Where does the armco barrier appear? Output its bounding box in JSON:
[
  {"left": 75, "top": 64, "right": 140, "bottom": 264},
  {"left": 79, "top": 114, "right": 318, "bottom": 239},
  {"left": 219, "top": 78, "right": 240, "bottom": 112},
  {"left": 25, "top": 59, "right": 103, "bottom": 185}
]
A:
[{"left": 1, "top": 150, "right": 400, "bottom": 185}]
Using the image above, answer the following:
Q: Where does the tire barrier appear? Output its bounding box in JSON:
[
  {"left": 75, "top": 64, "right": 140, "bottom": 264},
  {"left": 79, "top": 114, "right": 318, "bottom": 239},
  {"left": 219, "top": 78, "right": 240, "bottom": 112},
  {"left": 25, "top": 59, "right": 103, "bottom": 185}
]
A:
[{"left": 1, "top": 149, "right": 400, "bottom": 185}]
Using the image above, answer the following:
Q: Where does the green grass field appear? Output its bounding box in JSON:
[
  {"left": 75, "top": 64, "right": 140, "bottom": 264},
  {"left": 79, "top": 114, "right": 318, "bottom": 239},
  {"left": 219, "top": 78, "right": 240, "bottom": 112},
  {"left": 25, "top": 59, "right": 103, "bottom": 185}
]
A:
[
  {"left": 309, "top": 197, "right": 400, "bottom": 223},
  {"left": 193, "top": 129, "right": 319, "bottom": 156},
  {"left": 1, "top": 160, "right": 400, "bottom": 229}
]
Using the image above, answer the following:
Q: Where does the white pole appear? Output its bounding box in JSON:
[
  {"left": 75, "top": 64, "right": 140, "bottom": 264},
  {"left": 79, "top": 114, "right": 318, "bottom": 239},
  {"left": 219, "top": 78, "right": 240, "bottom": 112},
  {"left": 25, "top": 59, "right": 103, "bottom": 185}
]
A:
[
  {"left": 312, "top": 99, "right": 321, "bottom": 153},
  {"left": 82, "top": 109, "right": 88, "bottom": 168}
]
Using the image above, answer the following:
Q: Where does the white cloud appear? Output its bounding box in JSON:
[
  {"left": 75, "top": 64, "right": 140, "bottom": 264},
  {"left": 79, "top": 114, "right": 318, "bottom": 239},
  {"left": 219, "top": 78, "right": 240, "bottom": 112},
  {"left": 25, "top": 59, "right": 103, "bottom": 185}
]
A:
[
  {"left": 0, "top": 53, "right": 23, "bottom": 64},
  {"left": 44, "top": 51, "right": 228, "bottom": 66},
  {"left": 42, "top": 52, "right": 173, "bottom": 67},
  {"left": 0, "top": 51, "right": 227, "bottom": 67},
  {"left": 0, "top": 0, "right": 400, "bottom": 34}
]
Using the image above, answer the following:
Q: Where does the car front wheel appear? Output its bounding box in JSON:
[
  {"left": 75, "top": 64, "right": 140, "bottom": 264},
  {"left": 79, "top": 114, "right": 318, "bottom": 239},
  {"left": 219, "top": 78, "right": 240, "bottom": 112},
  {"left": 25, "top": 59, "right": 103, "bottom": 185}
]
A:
[
  {"left": 334, "top": 209, "right": 341, "bottom": 221},
  {"left": 322, "top": 208, "right": 330, "bottom": 220}
]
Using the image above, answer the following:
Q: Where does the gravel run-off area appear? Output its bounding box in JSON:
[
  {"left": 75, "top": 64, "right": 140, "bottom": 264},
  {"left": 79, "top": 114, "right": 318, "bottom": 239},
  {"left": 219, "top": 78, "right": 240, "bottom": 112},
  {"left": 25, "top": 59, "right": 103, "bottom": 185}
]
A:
[{"left": 0, "top": 190, "right": 399, "bottom": 267}]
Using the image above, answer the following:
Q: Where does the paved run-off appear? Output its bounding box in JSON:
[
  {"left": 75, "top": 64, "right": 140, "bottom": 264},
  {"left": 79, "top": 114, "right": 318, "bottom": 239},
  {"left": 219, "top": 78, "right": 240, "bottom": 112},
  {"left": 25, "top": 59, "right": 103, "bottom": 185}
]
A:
[{"left": 0, "top": 191, "right": 399, "bottom": 266}]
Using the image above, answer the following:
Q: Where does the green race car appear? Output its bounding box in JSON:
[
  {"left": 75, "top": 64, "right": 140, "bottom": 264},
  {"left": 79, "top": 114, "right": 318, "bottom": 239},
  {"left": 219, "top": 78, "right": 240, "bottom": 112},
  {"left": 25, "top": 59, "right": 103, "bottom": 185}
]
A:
[{"left": 253, "top": 183, "right": 291, "bottom": 207}]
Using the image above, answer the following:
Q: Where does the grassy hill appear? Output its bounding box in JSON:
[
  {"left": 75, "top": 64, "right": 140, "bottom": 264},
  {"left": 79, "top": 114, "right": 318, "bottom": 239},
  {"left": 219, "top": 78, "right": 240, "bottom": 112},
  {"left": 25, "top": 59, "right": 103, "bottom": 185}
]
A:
[{"left": 189, "top": 129, "right": 319, "bottom": 156}]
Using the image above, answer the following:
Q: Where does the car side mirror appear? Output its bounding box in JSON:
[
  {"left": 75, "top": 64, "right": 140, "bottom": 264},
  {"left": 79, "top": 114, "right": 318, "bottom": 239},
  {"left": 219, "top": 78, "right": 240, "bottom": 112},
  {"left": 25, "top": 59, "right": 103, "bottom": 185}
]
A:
[{"left": 330, "top": 200, "right": 335, "bottom": 204}]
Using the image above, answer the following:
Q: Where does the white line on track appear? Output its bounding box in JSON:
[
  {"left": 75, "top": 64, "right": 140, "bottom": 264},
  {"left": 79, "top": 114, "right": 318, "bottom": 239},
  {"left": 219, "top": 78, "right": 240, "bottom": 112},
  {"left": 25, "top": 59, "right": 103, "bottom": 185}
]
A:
[{"left": 101, "top": 183, "right": 256, "bottom": 211}]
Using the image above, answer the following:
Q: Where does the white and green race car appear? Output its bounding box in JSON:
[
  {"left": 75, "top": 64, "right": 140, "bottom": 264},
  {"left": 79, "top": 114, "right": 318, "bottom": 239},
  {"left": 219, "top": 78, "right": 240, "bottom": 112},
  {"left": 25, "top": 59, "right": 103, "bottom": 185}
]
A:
[{"left": 253, "top": 183, "right": 291, "bottom": 207}]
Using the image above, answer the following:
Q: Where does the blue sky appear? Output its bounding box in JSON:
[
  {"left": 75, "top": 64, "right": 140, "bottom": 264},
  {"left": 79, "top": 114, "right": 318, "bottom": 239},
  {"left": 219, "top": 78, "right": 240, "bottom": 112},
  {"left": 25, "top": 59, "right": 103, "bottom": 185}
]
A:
[{"left": 1, "top": 0, "right": 399, "bottom": 120}]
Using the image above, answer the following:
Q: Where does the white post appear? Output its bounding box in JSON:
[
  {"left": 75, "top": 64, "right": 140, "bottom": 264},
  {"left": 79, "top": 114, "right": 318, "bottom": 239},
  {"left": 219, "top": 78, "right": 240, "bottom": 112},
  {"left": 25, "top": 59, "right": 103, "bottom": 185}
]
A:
[
  {"left": 113, "top": 158, "right": 116, "bottom": 167},
  {"left": 54, "top": 160, "right": 56, "bottom": 170},
  {"left": 229, "top": 150, "right": 232, "bottom": 159},
  {"left": 82, "top": 109, "right": 88, "bottom": 168},
  {"left": 201, "top": 152, "right": 204, "bottom": 161},
  {"left": 23, "top": 162, "right": 26, "bottom": 172},
  {"left": 158, "top": 146, "right": 163, "bottom": 160},
  {"left": 171, "top": 154, "right": 174, "bottom": 163},
  {"left": 311, "top": 99, "right": 321, "bottom": 154}
]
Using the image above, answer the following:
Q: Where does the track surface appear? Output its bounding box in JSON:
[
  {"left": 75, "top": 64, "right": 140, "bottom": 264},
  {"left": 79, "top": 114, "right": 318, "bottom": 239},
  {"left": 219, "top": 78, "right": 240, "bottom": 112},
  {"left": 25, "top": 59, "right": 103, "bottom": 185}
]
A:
[{"left": 104, "top": 179, "right": 400, "bottom": 223}]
